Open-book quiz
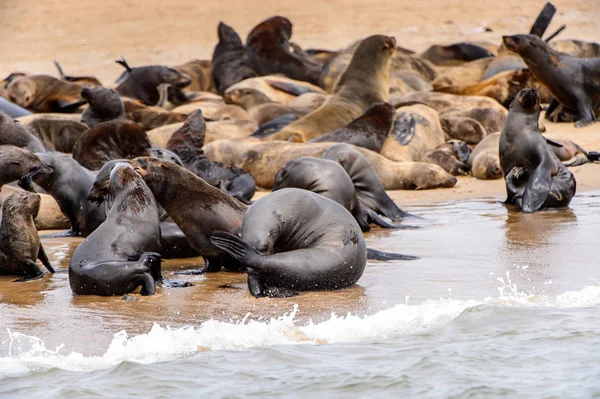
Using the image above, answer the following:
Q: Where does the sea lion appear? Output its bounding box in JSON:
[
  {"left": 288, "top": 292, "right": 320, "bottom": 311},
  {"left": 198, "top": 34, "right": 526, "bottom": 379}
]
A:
[
  {"left": 545, "top": 137, "right": 600, "bottom": 166},
  {"left": 0, "top": 145, "right": 52, "bottom": 191},
  {"left": 22, "top": 152, "right": 106, "bottom": 237},
  {"left": 70, "top": 163, "right": 161, "bottom": 295},
  {"left": 309, "top": 102, "right": 394, "bottom": 153},
  {"left": 210, "top": 188, "right": 366, "bottom": 298},
  {"left": 127, "top": 107, "right": 188, "bottom": 131},
  {"left": 72, "top": 120, "right": 152, "bottom": 170},
  {"left": 0, "top": 111, "right": 46, "bottom": 153},
  {"left": 439, "top": 115, "right": 487, "bottom": 145},
  {"left": 93, "top": 157, "right": 248, "bottom": 272},
  {"left": 499, "top": 88, "right": 576, "bottom": 212},
  {"left": 0, "top": 191, "right": 54, "bottom": 281},
  {"left": 245, "top": 16, "right": 321, "bottom": 85},
  {"left": 432, "top": 57, "right": 495, "bottom": 87},
  {"left": 6, "top": 75, "right": 85, "bottom": 113},
  {"left": 211, "top": 22, "right": 259, "bottom": 95},
  {"left": 225, "top": 76, "right": 325, "bottom": 105},
  {"left": 115, "top": 58, "right": 192, "bottom": 106},
  {"left": 550, "top": 39, "right": 600, "bottom": 58},
  {"left": 380, "top": 104, "right": 445, "bottom": 161},
  {"left": 468, "top": 132, "right": 503, "bottom": 180},
  {"left": 204, "top": 138, "right": 457, "bottom": 190},
  {"left": 172, "top": 59, "right": 215, "bottom": 93},
  {"left": 22, "top": 117, "right": 88, "bottom": 152},
  {"left": 439, "top": 107, "right": 506, "bottom": 139},
  {"left": 267, "top": 35, "right": 395, "bottom": 142},
  {"left": 80, "top": 86, "right": 126, "bottom": 127},
  {"left": 53, "top": 60, "right": 103, "bottom": 87},
  {"left": 390, "top": 91, "right": 508, "bottom": 116},
  {"left": 423, "top": 140, "right": 471, "bottom": 176},
  {"left": 503, "top": 34, "right": 600, "bottom": 127},
  {"left": 0, "top": 97, "right": 32, "bottom": 118},
  {"left": 420, "top": 42, "right": 495, "bottom": 66},
  {"left": 251, "top": 113, "right": 299, "bottom": 138},
  {"left": 166, "top": 110, "right": 256, "bottom": 203}
]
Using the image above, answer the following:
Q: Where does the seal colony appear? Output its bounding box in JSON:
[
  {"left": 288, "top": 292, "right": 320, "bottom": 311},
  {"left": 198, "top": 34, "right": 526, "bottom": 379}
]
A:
[{"left": 0, "top": 4, "right": 598, "bottom": 297}]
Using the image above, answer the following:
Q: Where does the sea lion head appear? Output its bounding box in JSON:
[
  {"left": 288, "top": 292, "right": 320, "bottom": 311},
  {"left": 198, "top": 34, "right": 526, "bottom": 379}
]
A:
[
  {"left": 88, "top": 159, "right": 126, "bottom": 204},
  {"left": 18, "top": 151, "right": 54, "bottom": 191},
  {"left": 108, "top": 162, "right": 153, "bottom": 213},
  {"left": 81, "top": 86, "right": 125, "bottom": 117},
  {"left": 472, "top": 154, "right": 503, "bottom": 180},
  {"left": 159, "top": 67, "right": 192, "bottom": 89},
  {"left": 358, "top": 35, "right": 396, "bottom": 58},
  {"left": 448, "top": 140, "right": 472, "bottom": 163},
  {"left": 6, "top": 76, "right": 36, "bottom": 108},
  {"left": 222, "top": 88, "right": 271, "bottom": 108},
  {"left": 502, "top": 34, "right": 547, "bottom": 57},
  {"left": 510, "top": 88, "right": 541, "bottom": 115},
  {"left": 3, "top": 191, "right": 41, "bottom": 220}
]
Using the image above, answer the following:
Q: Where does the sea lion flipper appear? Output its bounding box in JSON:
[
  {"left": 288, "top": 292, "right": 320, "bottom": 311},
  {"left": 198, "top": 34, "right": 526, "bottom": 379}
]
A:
[
  {"left": 13, "top": 260, "right": 44, "bottom": 282},
  {"left": 139, "top": 273, "right": 156, "bottom": 296},
  {"left": 544, "top": 137, "right": 564, "bottom": 148},
  {"left": 54, "top": 60, "right": 66, "bottom": 79},
  {"left": 38, "top": 244, "right": 55, "bottom": 273},
  {"left": 265, "top": 79, "right": 317, "bottom": 96},
  {"left": 366, "top": 248, "right": 419, "bottom": 261},
  {"left": 366, "top": 209, "right": 420, "bottom": 230},
  {"left": 574, "top": 101, "right": 596, "bottom": 128},
  {"left": 210, "top": 231, "right": 261, "bottom": 267},
  {"left": 522, "top": 162, "right": 553, "bottom": 213},
  {"left": 529, "top": 2, "right": 556, "bottom": 38},
  {"left": 53, "top": 99, "right": 87, "bottom": 113}
]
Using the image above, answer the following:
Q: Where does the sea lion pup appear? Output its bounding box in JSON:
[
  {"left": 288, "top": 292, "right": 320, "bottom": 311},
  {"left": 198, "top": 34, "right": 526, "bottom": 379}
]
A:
[
  {"left": 212, "top": 22, "right": 259, "bottom": 95},
  {"left": 92, "top": 157, "right": 248, "bottom": 272},
  {"left": 420, "top": 42, "right": 495, "bottom": 66},
  {"left": 380, "top": 104, "right": 446, "bottom": 161},
  {"left": 80, "top": 86, "right": 126, "bottom": 127},
  {"left": 166, "top": 110, "right": 256, "bottom": 204},
  {"left": 245, "top": 16, "right": 321, "bottom": 86},
  {"left": 0, "top": 145, "right": 52, "bottom": 191},
  {"left": 468, "top": 132, "right": 503, "bottom": 180},
  {"left": 267, "top": 34, "right": 395, "bottom": 142},
  {"left": 500, "top": 89, "right": 576, "bottom": 213},
  {"left": 423, "top": 140, "right": 471, "bottom": 176},
  {"left": 321, "top": 143, "right": 414, "bottom": 220},
  {"left": 545, "top": 137, "right": 600, "bottom": 167},
  {"left": 0, "top": 111, "right": 46, "bottom": 153},
  {"left": 53, "top": 60, "right": 103, "bottom": 87},
  {"left": 223, "top": 88, "right": 314, "bottom": 125},
  {"left": 72, "top": 120, "right": 152, "bottom": 170},
  {"left": 210, "top": 188, "right": 367, "bottom": 298},
  {"left": 6, "top": 75, "right": 85, "bottom": 113},
  {"left": 0, "top": 191, "right": 54, "bottom": 281},
  {"left": 172, "top": 59, "right": 215, "bottom": 93},
  {"left": 0, "top": 97, "right": 32, "bottom": 118},
  {"left": 70, "top": 163, "right": 161, "bottom": 296},
  {"left": 20, "top": 152, "right": 105, "bottom": 237},
  {"left": 22, "top": 117, "right": 87, "bottom": 153},
  {"left": 114, "top": 58, "right": 192, "bottom": 106},
  {"left": 309, "top": 102, "right": 394, "bottom": 153},
  {"left": 503, "top": 34, "right": 600, "bottom": 127}
]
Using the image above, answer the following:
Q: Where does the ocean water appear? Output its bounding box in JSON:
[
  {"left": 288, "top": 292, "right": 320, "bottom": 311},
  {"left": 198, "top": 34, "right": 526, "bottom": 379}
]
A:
[{"left": 1, "top": 193, "right": 599, "bottom": 398}]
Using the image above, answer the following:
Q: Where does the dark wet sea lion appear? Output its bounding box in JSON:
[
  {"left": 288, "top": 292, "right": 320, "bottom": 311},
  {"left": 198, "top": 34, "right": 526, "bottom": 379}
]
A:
[
  {"left": 0, "top": 111, "right": 46, "bottom": 152},
  {"left": 468, "top": 132, "right": 503, "bottom": 180},
  {"left": 166, "top": 110, "right": 256, "bottom": 203},
  {"left": 500, "top": 88, "right": 576, "bottom": 213},
  {"left": 423, "top": 140, "right": 471, "bottom": 176},
  {"left": 420, "top": 43, "right": 494, "bottom": 66},
  {"left": 6, "top": 75, "right": 85, "bottom": 113},
  {"left": 115, "top": 58, "right": 192, "bottom": 106},
  {"left": 211, "top": 22, "right": 259, "bottom": 95},
  {"left": 309, "top": 102, "right": 394, "bottom": 153},
  {"left": 0, "top": 191, "right": 54, "bottom": 281},
  {"left": 25, "top": 152, "right": 105, "bottom": 237},
  {"left": 210, "top": 188, "right": 366, "bottom": 298},
  {"left": 80, "top": 86, "right": 126, "bottom": 127},
  {"left": 245, "top": 16, "right": 321, "bottom": 85},
  {"left": 269, "top": 35, "right": 395, "bottom": 142},
  {"left": 251, "top": 113, "right": 299, "bottom": 138},
  {"left": 70, "top": 163, "right": 161, "bottom": 296},
  {"left": 0, "top": 97, "right": 32, "bottom": 118},
  {"left": 72, "top": 120, "right": 152, "bottom": 170},
  {"left": 503, "top": 34, "right": 600, "bottom": 127},
  {"left": 22, "top": 117, "right": 88, "bottom": 152},
  {"left": 54, "top": 60, "right": 103, "bottom": 87},
  {"left": 0, "top": 145, "right": 52, "bottom": 190}
]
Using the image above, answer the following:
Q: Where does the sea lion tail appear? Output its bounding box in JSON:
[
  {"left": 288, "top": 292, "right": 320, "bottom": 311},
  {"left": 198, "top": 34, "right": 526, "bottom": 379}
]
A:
[
  {"left": 210, "top": 231, "right": 260, "bottom": 267},
  {"left": 366, "top": 248, "right": 419, "bottom": 261}
]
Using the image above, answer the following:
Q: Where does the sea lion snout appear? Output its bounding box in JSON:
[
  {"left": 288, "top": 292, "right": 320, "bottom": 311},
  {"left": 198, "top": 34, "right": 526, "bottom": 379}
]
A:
[
  {"left": 514, "top": 88, "right": 540, "bottom": 112},
  {"left": 384, "top": 36, "right": 397, "bottom": 50}
]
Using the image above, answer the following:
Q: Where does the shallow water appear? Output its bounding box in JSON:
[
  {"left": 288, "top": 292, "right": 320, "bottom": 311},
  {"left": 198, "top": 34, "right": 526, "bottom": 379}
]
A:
[{"left": 1, "top": 192, "right": 599, "bottom": 398}]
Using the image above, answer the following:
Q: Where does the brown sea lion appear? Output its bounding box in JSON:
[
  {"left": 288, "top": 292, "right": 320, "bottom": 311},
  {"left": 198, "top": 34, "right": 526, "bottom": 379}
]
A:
[
  {"left": 423, "top": 140, "right": 471, "bottom": 176},
  {"left": 211, "top": 22, "right": 259, "bottom": 95},
  {"left": 22, "top": 117, "right": 88, "bottom": 153},
  {"left": 172, "top": 59, "right": 215, "bottom": 93},
  {"left": 245, "top": 16, "right": 321, "bottom": 85},
  {"left": 0, "top": 185, "right": 70, "bottom": 231},
  {"left": 225, "top": 76, "right": 325, "bottom": 105},
  {"left": 439, "top": 107, "right": 506, "bottom": 138},
  {"left": 544, "top": 136, "right": 600, "bottom": 167},
  {"left": 550, "top": 39, "right": 600, "bottom": 58},
  {"left": 390, "top": 91, "right": 508, "bottom": 116},
  {"left": 0, "top": 145, "right": 52, "bottom": 191},
  {"left": 267, "top": 35, "right": 395, "bottom": 142},
  {"left": 439, "top": 115, "right": 487, "bottom": 145},
  {"left": 0, "top": 111, "right": 46, "bottom": 152},
  {"left": 432, "top": 57, "right": 495, "bottom": 87},
  {"left": 54, "top": 60, "right": 103, "bottom": 87},
  {"left": 80, "top": 86, "right": 126, "bottom": 127},
  {"left": 166, "top": 110, "right": 256, "bottom": 203},
  {"left": 380, "top": 104, "right": 445, "bottom": 161},
  {"left": 72, "top": 120, "right": 152, "bottom": 170},
  {"left": 0, "top": 191, "right": 54, "bottom": 281},
  {"left": 309, "top": 102, "right": 394, "bottom": 153},
  {"left": 114, "top": 58, "right": 192, "bottom": 106},
  {"left": 503, "top": 34, "right": 600, "bottom": 127},
  {"left": 204, "top": 139, "right": 456, "bottom": 190},
  {"left": 500, "top": 88, "right": 576, "bottom": 212},
  {"left": 468, "top": 132, "right": 503, "bottom": 180},
  {"left": 6, "top": 75, "right": 85, "bottom": 113}
]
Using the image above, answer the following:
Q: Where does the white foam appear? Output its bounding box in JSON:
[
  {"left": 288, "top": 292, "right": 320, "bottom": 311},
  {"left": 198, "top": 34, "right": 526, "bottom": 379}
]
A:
[{"left": 2, "top": 279, "right": 599, "bottom": 377}]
